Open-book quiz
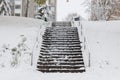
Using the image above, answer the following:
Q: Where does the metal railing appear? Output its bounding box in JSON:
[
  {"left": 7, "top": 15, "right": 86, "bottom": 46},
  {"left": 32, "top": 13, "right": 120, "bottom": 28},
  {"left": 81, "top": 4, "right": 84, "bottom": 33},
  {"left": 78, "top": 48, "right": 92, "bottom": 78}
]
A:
[{"left": 73, "top": 21, "right": 91, "bottom": 67}]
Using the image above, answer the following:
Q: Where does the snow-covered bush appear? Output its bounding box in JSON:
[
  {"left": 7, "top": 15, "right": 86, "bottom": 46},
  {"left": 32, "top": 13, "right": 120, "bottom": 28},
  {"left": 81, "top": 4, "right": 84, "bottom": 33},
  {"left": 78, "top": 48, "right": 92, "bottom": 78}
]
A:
[{"left": 0, "top": 35, "right": 31, "bottom": 68}]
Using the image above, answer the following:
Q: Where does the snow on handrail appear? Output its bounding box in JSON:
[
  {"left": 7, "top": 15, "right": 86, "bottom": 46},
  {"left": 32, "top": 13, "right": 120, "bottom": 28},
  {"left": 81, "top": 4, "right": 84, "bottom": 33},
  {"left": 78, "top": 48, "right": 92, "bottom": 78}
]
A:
[
  {"left": 31, "top": 21, "right": 48, "bottom": 67},
  {"left": 73, "top": 21, "right": 91, "bottom": 68}
]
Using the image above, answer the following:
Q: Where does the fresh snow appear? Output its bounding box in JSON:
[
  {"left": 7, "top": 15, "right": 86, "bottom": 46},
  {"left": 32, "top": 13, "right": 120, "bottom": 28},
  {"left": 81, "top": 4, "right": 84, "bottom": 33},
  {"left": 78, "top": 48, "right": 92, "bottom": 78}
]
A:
[
  {"left": 0, "top": 16, "right": 47, "bottom": 68},
  {"left": 78, "top": 21, "right": 120, "bottom": 80},
  {"left": 57, "top": 0, "right": 87, "bottom": 21},
  {"left": 0, "top": 16, "right": 120, "bottom": 80}
]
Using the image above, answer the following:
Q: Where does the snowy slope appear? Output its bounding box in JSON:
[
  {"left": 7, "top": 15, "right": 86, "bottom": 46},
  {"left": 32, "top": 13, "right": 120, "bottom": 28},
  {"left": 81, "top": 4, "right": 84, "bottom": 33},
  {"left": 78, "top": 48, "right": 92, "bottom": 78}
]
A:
[
  {"left": 0, "top": 16, "right": 42, "bottom": 48},
  {"left": 78, "top": 21, "right": 120, "bottom": 80},
  {"left": 80, "top": 21, "right": 120, "bottom": 68},
  {"left": 0, "top": 16, "right": 48, "bottom": 68}
]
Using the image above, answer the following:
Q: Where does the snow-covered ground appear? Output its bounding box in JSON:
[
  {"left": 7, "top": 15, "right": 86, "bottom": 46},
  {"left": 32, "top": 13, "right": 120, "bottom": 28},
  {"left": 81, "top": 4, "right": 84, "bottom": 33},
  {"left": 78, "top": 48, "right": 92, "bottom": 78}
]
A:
[
  {"left": 0, "top": 16, "right": 120, "bottom": 80},
  {"left": 78, "top": 21, "right": 120, "bottom": 80},
  {"left": 0, "top": 16, "right": 48, "bottom": 68},
  {"left": 80, "top": 21, "right": 120, "bottom": 69}
]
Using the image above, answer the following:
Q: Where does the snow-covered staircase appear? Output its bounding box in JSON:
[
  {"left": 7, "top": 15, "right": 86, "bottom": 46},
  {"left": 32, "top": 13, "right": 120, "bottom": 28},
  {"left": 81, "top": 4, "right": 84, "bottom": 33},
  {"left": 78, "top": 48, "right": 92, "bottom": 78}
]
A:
[{"left": 37, "top": 22, "right": 85, "bottom": 73}]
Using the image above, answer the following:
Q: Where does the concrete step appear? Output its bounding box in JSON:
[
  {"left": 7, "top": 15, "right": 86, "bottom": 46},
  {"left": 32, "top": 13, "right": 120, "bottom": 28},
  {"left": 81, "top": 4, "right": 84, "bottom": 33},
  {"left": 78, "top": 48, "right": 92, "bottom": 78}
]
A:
[
  {"left": 43, "top": 41, "right": 80, "bottom": 43},
  {"left": 43, "top": 40, "right": 80, "bottom": 42},
  {"left": 40, "top": 48, "right": 81, "bottom": 51},
  {"left": 46, "top": 27, "right": 76, "bottom": 29},
  {"left": 44, "top": 31, "right": 78, "bottom": 34},
  {"left": 42, "top": 40, "right": 80, "bottom": 42},
  {"left": 42, "top": 42, "right": 81, "bottom": 45},
  {"left": 37, "top": 69, "right": 85, "bottom": 73},
  {"left": 41, "top": 46, "right": 81, "bottom": 49},
  {"left": 41, "top": 47, "right": 81, "bottom": 50},
  {"left": 43, "top": 36, "right": 79, "bottom": 39},
  {"left": 37, "top": 64, "right": 84, "bottom": 68},
  {"left": 37, "top": 65, "right": 84, "bottom": 69},
  {"left": 39, "top": 55, "right": 83, "bottom": 59},
  {"left": 46, "top": 27, "right": 77, "bottom": 30},
  {"left": 45, "top": 31, "right": 78, "bottom": 34},
  {"left": 43, "top": 36, "right": 78, "bottom": 38},
  {"left": 40, "top": 49, "right": 82, "bottom": 52},
  {"left": 38, "top": 60, "right": 83, "bottom": 63},
  {"left": 43, "top": 37, "right": 79, "bottom": 40},
  {"left": 46, "top": 27, "right": 77, "bottom": 29},
  {"left": 37, "top": 61, "right": 84, "bottom": 65},
  {"left": 43, "top": 34, "right": 78, "bottom": 36},
  {"left": 41, "top": 44, "right": 81, "bottom": 47},
  {"left": 45, "top": 30, "right": 77, "bottom": 33},
  {"left": 40, "top": 51, "right": 82, "bottom": 55},
  {"left": 44, "top": 31, "right": 78, "bottom": 33},
  {"left": 40, "top": 54, "right": 82, "bottom": 57},
  {"left": 38, "top": 58, "right": 83, "bottom": 62}
]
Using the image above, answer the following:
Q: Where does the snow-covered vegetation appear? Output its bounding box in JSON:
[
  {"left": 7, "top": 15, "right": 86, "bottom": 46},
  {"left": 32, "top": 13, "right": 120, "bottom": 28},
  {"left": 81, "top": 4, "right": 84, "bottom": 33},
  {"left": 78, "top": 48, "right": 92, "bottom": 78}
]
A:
[{"left": 90, "top": 0, "right": 120, "bottom": 20}]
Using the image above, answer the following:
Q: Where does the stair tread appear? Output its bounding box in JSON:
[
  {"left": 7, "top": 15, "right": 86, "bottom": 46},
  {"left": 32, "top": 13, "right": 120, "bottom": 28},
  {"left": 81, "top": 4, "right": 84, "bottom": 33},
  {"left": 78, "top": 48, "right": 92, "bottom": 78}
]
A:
[
  {"left": 40, "top": 49, "right": 81, "bottom": 51},
  {"left": 37, "top": 65, "right": 84, "bottom": 67},
  {"left": 37, "top": 62, "right": 84, "bottom": 65},
  {"left": 43, "top": 35, "right": 78, "bottom": 37},
  {"left": 40, "top": 52, "right": 82, "bottom": 55},
  {"left": 42, "top": 41, "right": 80, "bottom": 44},
  {"left": 39, "top": 58, "right": 83, "bottom": 62},
  {"left": 41, "top": 46, "right": 81, "bottom": 49},
  {"left": 41, "top": 47, "right": 81, "bottom": 49},
  {"left": 37, "top": 60, "right": 83, "bottom": 63},
  {"left": 43, "top": 36, "right": 79, "bottom": 39},
  {"left": 39, "top": 55, "right": 83, "bottom": 59},
  {"left": 37, "top": 69, "right": 85, "bottom": 72},
  {"left": 42, "top": 43, "right": 81, "bottom": 45},
  {"left": 43, "top": 38, "right": 79, "bottom": 40},
  {"left": 43, "top": 39, "right": 80, "bottom": 42},
  {"left": 45, "top": 31, "right": 78, "bottom": 33},
  {"left": 41, "top": 45, "right": 81, "bottom": 47}
]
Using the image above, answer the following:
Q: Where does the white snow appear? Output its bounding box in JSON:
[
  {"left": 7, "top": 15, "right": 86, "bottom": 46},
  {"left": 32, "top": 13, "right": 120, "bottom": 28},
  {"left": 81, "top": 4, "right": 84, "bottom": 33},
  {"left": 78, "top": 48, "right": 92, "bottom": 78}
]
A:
[
  {"left": 78, "top": 21, "right": 120, "bottom": 80},
  {"left": 0, "top": 68, "right": 42, "bottom": 80},
  {"left": 57, "top": 0, "right": 88, "bottom": 21},
  {"left": 80, "top": 21, "right": 120, "bottom": 68},
  {"left": 0, "top": 16, "right": 120, "bottom": 80},
  {"left": 0, "top": 16, "right": 47, "bottom": 68}
]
